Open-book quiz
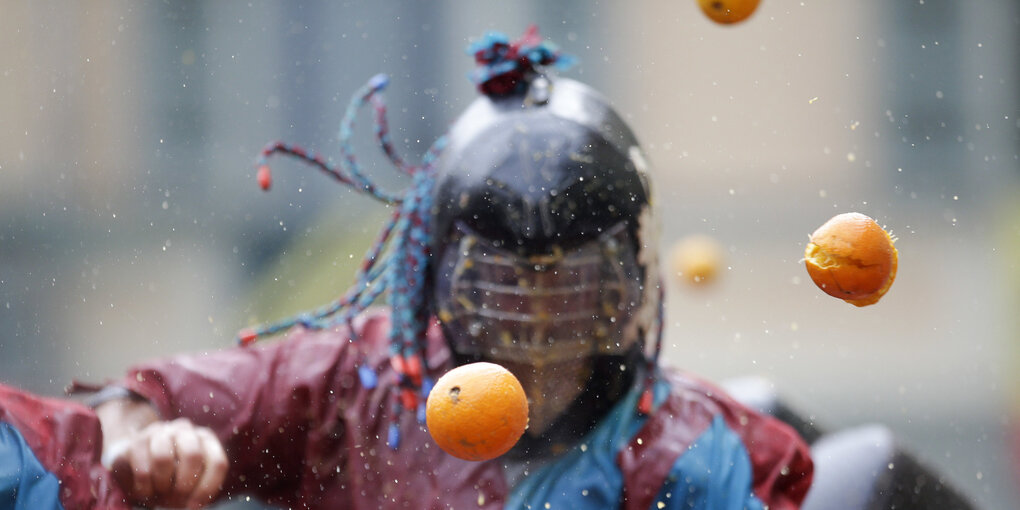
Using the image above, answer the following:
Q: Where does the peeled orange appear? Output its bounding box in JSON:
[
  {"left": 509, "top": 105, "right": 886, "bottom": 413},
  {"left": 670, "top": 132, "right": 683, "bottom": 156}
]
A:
[
  {"left": 804, "top": 212, "right": 898, "bottom": 307},
  {"left": 425, "top": 362, "right": 529, "bottom": 461}
]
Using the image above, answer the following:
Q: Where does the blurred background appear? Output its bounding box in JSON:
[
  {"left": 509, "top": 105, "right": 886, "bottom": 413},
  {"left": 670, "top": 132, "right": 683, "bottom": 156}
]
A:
[{"left": 1, "top": 1, "right": 1017, "bottom": 508}]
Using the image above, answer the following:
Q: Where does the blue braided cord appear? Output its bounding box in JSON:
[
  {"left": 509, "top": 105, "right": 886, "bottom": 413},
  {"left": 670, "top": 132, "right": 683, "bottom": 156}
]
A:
[
  {"left": 385, "top": 169, "right": 433, "bottom": 355},
  {"left": 242, "top": 76, "right": 446, "bottom": 355},
  {"left": 386, "top": 422, "right": 401, "bottom": 448},
  {"left": 245, "top": 228, "right": 392, "bottom": 339},
  {"left": 307, "top": 211, "right": 400, "bottom": 319},
  {"left": 421, "top": 376, "right": 435, "bottom": 397},
  {"left": 319, "top": 272, "right": 389, "bottom": 331},
  {"left": 337, "top": 74, "right": 405, "bottom": 203},
  {"left": 358, "top": 364, "right": 379, "bottom": 389},
  {"left": 421, "top": 135, "right": 447, "bottom": 167},
  {"left": 307, "top": 211, "right": 401, "bottom": 322},
  {"left": 384, "top": 136, "right": 445, "bottom": 360},
  {"left": 255, "top": 142, "right": 400, "bottom": 205},
  {"left": 306, "top": 152, "right": 440, "bottom": 346},
  {"left": 369, "top": 95, "right": 412, "bottom": 175}
]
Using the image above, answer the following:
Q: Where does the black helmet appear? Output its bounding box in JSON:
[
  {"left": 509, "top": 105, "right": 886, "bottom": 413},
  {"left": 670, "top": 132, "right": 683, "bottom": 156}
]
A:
[
  {"left": 432, "top": 77, "right": 651, "bottom": 256},
  {"left": 430, "top": 73, "right": 662, "bottom": 447}
]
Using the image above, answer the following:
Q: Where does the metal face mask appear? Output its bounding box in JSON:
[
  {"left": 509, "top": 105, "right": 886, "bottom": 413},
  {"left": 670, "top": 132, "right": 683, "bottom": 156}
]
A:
[{"left": 434, "top": 220, "right": 643, "bottom": 433}]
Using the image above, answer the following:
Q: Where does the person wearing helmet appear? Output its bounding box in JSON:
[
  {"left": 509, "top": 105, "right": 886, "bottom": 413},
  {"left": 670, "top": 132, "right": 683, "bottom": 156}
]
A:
[{"left": 82, "top": 27, "right": 813, "bottom": 509}]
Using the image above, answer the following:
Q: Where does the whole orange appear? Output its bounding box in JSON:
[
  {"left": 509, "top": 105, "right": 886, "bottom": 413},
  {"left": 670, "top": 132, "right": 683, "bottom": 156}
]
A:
[
  {"left": 425, "top": 362, "right": 529, "bottom": 461},
  {"left": 804, "top": 212, "right": 898, "bottom": 307},
  {"left": 697, "top": 0, "right": 761, "bottom": 25}
]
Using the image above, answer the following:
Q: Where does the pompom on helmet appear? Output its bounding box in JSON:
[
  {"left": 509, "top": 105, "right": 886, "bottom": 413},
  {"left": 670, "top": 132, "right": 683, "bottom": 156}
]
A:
[{"left": 238, "top": 26, "right": 663, "bottom": 451}]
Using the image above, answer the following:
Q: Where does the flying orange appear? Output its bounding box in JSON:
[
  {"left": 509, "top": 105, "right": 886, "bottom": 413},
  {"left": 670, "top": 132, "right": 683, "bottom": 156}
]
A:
[
  {"left": 425, "top": 362, "right": 529, "bottom": 461},
  {"left": 804, "top": 212, "right": 898, "bottom": 306}
]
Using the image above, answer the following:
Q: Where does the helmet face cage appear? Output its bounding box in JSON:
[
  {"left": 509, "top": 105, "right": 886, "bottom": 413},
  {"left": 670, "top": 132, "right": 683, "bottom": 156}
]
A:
[{"left": 434, "top": 220, "right": 644, "bottom": 366}]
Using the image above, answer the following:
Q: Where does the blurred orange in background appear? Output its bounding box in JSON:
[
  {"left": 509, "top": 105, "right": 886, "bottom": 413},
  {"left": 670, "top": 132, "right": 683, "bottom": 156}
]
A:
[{"left": 670, "top": 234, "right": 726, "bottom": 287}]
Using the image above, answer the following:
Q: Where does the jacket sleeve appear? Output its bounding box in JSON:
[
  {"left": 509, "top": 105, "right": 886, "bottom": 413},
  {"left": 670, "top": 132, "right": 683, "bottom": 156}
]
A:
[
  {"left": 619, "top": 371, "right": 813, "bottom": 510},
  {"left": 0, "top": 383, "right": 131, "bottom": 509},
  {"left": 734, "top": 403, "right": 814, "bottom": 510},
  {"left": 694, "top": 374, "right": 814, "bottom": 510},
  {"left": 117, "top": 319, "right": 385, "bottom": 506}
]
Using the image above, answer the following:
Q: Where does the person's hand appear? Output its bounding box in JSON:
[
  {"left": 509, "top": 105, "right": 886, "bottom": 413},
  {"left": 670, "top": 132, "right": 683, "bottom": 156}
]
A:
[{"left": 105, "top": 418, "right": 228, "bottom": 509}]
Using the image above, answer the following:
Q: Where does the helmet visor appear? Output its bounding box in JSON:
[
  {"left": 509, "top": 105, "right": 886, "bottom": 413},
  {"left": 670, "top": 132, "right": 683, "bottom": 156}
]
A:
[{"left": 434, "top": 221, "right": 643, "bottom": 365}]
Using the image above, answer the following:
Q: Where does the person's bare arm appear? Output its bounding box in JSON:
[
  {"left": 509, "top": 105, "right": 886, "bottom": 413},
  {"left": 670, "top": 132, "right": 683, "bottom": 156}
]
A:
[{"left": 96, "top": 395, "right": 228, "bottom": 509}]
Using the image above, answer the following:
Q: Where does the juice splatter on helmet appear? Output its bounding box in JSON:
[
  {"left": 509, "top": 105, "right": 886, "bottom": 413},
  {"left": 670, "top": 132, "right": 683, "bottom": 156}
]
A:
[{"left": 238, "top": 26, "right": 663, "bottom": 450}]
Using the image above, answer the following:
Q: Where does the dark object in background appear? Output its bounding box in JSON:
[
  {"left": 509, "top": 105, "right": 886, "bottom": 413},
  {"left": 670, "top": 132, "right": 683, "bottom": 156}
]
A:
[{"left": 725, "top": 377, "right": 977, "bottom": 510}]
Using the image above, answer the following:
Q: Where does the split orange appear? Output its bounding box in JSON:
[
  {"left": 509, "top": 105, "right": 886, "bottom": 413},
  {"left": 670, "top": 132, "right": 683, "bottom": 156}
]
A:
[
  {"left": 697, "top": 0, "right": 761, "bottom": 25},
  {"left": 804, "top": 212, "right": 898, "bottom": 307},
  {"left": 425, "top": 362, "right": 529, "bottom": 461}
]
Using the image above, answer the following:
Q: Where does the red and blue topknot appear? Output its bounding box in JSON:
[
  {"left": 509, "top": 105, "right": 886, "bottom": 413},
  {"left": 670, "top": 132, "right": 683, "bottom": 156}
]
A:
[{"left": 469, "top": 25, "right": 575, "bottom": 97}]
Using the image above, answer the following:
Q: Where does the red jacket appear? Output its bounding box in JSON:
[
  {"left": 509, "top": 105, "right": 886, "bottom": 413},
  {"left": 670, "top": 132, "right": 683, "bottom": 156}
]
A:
[{"left": 120, "top": 308, "right": 812, "bottom": 509}]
